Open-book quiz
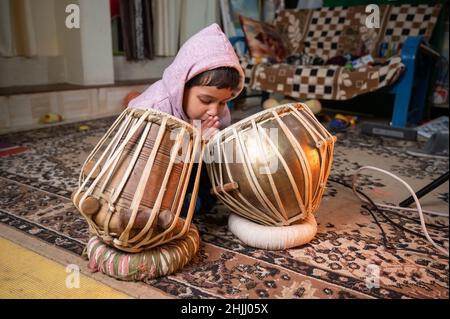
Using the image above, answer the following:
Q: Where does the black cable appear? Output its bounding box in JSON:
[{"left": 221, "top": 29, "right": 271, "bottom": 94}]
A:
[
  {"left": 374, "top": 207, "right": 448, "bottom": 230},
  {"left": 328, "top": 178, "right": 447, "bottom": 231},
  {"left": 370, "top": 206, "right": 445, "bottom": 245},
  {"left": 361, "top": 203, "right": 393, "bottom": 250},
  {"left": 399, "top": 171, "right": 449, "bottom": 208},
  {"left": 327, "top": 178, "right": 449, "bottom": 258},
  {"left": 336, "top": 177, "right": 448, "bottom": 237},
  {"left": 363, "top": 204, "right": 448, "bottom": 259}
]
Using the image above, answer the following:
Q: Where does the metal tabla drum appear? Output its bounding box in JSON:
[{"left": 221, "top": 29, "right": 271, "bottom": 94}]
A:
[
  {"left": 205, "top": 103, "right": 336, "bottom": 250},
  {"left": 72, "top": 108, "right": 204, "bottom": 256}
]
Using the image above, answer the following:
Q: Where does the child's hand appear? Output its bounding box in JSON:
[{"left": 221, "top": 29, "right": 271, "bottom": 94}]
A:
[{"left": 201, "top": 115, "right": 220, "bottom": 141}]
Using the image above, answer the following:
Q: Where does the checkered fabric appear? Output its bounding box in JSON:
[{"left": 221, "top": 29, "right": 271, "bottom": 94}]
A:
[
  {"left": 241, "top": 56, "right": 404, "bottom": 100},
  {"left": 376, "top": 4, "right": 441, "bottom": 54},
  {"left": 273, "top": 7, "right": 351, "bottom": 59},
  {"left": 302, "top": 6, "right": 351, "bottom": 59},
  {"left": 290, "top": 65, "right": 338, "bottom": 99},
  {"left": 240, "top": 4, "right": 442, "bottom": 101},
  {"left": 337, "top": 56, "right": 404, "bottom": 100}
]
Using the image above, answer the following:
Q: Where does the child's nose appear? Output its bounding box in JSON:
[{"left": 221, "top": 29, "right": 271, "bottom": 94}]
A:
[{"left": 207, "top": 104, "right": 220, "bottom": 117}]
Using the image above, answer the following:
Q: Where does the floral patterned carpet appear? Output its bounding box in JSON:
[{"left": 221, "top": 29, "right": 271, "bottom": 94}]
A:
[{"left": 0, "top": 114, "right": 448, "bottom": 299}]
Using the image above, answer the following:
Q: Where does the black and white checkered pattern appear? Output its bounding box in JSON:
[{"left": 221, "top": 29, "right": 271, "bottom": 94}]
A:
[
  {"left": 237, "top": 4, "right": 440, "bottom": 101},
  {"left": 302, "top": 6, "right": 351, "bottom": 59},
  {"left": 241, "top": 58, "right": 255, "bottom": 86},
  {"left": 383, "top": 4, "right": 440, "bottom": 45},
  {"left": 290, "top": 65, "right": 338, "bottom": 99}
]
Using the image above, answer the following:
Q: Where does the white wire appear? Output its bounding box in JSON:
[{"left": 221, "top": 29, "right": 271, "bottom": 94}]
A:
[{"left": 352, "top": 166, "right": 449, "bottom": 257}]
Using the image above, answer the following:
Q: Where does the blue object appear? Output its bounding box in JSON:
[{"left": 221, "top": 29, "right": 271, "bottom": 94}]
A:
[
  {"left": 227, "top": 36, "right": 249, "bottom": 111},
  {"left": 195, "top": 196, "right": 202, "bottom": 213},
  {"left": 229, "top": 36, "right": 248, "bottom": 55},
  {"left": 329, "top": 118, "right": 349, "bottom": 131},
  {"left": 180, "top": 193, "right": 203, "bottom": 217},
  {"left": 389, "top": 36, "right": 433, "bottom": 128},
  {"left": 180, "top": 163, "right": 217, "bottom": 217},
  {"left": 379, "top": 42, "right": 388, "bottom": 58}
]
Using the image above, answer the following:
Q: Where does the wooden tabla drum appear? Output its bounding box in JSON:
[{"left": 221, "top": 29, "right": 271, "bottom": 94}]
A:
[
  {"left": 205, "top": 103, "right": 336, "bottom": 250},
  {"left": 72, "top": 108, "right": 204, "bottom": 254}
]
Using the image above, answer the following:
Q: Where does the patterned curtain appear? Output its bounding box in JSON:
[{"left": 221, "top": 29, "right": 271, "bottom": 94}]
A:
[{"left": 119, "top": 0, "right": 154, "bottom": 60}]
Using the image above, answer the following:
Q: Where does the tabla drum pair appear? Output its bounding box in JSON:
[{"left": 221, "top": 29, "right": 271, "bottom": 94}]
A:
[{"left": 72, "top": 103, "right": 335, "bottom": 279}]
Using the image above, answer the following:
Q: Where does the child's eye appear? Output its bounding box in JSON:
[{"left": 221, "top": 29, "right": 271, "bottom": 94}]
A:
[
  {"left": 200, "top": 99, "right": 211, "bottom": 105},
  {"left": 198, "top": 96, "right": 211, "bottom": 104}
]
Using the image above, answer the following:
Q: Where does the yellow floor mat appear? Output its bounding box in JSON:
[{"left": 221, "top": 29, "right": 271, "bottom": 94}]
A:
[{"left": 0, "top": 237, "right": 131, "bottom": 299}]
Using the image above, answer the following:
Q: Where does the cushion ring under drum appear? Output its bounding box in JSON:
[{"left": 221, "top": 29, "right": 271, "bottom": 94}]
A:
[
  {"left": 228, "top": 213, "right": 317, "bottom": 250},
  {"left": 84, "top": 224, "right": 200, "bottom": 281}
]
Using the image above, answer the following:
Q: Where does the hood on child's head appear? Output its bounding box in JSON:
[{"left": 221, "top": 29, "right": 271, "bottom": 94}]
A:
[{"left": 128, "top": 23, "right": 245, "bottom": 123}]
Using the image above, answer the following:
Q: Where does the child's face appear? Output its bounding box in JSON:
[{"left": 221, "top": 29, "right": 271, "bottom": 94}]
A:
[{"left": 183, "top": 85, "right": 233, "bottom": 129}]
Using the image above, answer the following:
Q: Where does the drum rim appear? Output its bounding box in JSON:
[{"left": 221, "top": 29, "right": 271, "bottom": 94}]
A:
[
  {"left": 207, "top": 103, "right": 307, "bottom": 145},
  {"left": 127, "top": 107, "right": 198, "bottom": 136}
]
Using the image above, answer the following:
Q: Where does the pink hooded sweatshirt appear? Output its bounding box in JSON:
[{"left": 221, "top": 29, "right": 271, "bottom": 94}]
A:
[{"left": 128, "top": 23, "right": 245, "bottom": 128}]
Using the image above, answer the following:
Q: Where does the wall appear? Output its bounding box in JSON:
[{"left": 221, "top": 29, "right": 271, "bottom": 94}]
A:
[
  {"left": 0, "top": 84, "right": 149, "bottom": 134},
  {"left": 113, "top": 56, "right": 174, "bottom": 81},
  {"left": 0, "top": 0, "right": 174, "bottom": 87},
  {"left": 0, "top": 0, "right": 66, "bottom": 87},
  {"left": 78, "top": 0, "right": 114, "bottom": 85},
  {"left": 1, "top": 0, "right": 115, "bottom": 87},
  {"left": 0, "top": 55, "right": 66, "bottom": 87},
  {"left": 54, "top": 0, "right": 114, "bottom": 85}
]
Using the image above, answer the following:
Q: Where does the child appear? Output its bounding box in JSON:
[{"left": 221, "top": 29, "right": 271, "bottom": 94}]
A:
[
  {"left": 128, "top": 23, "right": 245, "bottom": 135},
  {"left": 128, "top": 23, "right": 245, "bottom": 214}
]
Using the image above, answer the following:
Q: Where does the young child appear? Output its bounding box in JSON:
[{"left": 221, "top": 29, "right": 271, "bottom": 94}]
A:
[
  {"left": 128, "top": 23, "right": 245, "bottom": 214},
  {"left": 128, "top": 23, "right": 245, "bottom": 135}
]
